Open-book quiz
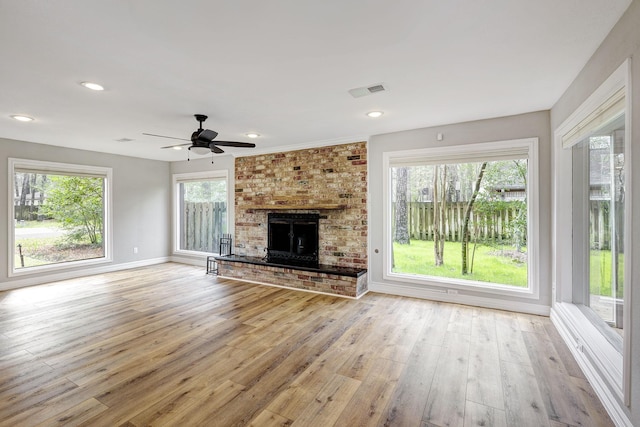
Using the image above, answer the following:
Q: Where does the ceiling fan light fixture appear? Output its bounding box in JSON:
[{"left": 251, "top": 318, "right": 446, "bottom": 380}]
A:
[
  {"left": 189, "top": 146, "right": 211, "bottom": 155},
  {"left": 366, "top": 111, "right": 384, "bottom": 118},
  {"left": 11, "top": 114, "right": 34, "bottom": 122},
  {"left": 81, "top": 81, "right": 105, "bottom": 91},
  {"left": 150, "top": 114, "right": 257, "bottom": 154},
  {"left": 245, "top": 132, "right": 260, "bottom": 139}
]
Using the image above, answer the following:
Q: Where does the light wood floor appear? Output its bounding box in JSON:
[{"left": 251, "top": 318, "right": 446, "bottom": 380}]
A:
[{"left": 0, "top": 263, "right": 612, "bottom": 427}]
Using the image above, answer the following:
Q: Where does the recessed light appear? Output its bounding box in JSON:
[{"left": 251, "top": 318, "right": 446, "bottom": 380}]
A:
[
  {"left": 366, "top": 111, "right": 384, "bottom": 118},
  {"left": 11, "top": 115, "right": 34, "bottom": 122},
  {"left": 245, "top": 133, "right": 260, "bottom": 139},
  {"left": 81, "top": 81, "right": 104, "bottom": 91}
]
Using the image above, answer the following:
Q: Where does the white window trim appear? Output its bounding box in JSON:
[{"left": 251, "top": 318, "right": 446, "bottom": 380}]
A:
[
  {"left": 552, "top": 58, "right": 631, "bottom": 405},
  {"left": 382, "top": 137, "right": 540, "bottom": 299},
  {"left": 8, "top": 158, "right": 113, "bottom": 277},
  {"left": 172, "top": 170, "right": 230, "bottom": 258}
]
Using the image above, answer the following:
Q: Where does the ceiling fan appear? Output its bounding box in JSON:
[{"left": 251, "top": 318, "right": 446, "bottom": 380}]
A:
[{"left": 143, "top": 114, "right": 256, "bottom": 155}]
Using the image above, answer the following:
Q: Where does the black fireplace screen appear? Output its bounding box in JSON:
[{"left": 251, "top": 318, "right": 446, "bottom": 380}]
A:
[{"left": 267, "top": 213, "right": 319, "bottom": 265}]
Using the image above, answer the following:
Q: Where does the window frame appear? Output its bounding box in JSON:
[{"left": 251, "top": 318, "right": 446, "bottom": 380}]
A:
[
  {"left": 552, "top": 59, "right": 631, "bottom": 404},
  {"left": 382, "top": 137, "right": 540, "bottom": 299},
  {"left": 8, "top": 158, "right": 113, "bottom": 277},
  {"left": 172, "top": 170, "right": 230, "bottom": 257}
]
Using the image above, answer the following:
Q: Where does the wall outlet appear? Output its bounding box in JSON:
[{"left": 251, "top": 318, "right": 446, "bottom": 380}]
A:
[{"left": 133, "top": 247, "right": 138, "bottom": 254}]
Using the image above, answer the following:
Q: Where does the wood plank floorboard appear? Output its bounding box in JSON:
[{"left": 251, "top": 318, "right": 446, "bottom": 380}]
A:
[{"left": 0, "top": 263, "right": 613, "bottom": 427}]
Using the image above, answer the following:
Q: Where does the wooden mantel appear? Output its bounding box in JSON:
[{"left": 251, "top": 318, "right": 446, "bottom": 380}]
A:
[{"left": 240, "top": 203, "right": 347, "bottom": 210}]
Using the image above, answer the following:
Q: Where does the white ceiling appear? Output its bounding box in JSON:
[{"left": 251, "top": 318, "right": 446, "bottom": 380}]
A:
[{"left": 0, "top": 0, "right": 631, "bottom": 162}]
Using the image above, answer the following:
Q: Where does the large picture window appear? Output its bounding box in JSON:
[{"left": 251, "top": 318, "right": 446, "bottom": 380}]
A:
[
  {"left": 385, "top": 138, "right": 539, "bottom": 295},
  {"left": 572, "top": 113, "right": 626, "bottom": 340},
  {"left": 9, "top": 158, "right": 112, "bottom": 275},
  {"left": 173, "top": 171, "right": 228, "bottom": 255},
  {"left": 553, "top": 60, "right": 630, "bottom": 404}
]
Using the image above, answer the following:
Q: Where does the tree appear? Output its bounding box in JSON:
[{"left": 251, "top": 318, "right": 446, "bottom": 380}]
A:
[
  {"left": 38, "top": 175, "right": 48, "bottom": 218},
  {"left": 433, "top": 164, "right": 448, "bottom": 266},
  {"left": 510, "top": 160, "right": 528, "bottom": 252},
  {"left": 19, "top": 172, "right": 30, "bottom": 220},
  {"left": 394, "top": 167, "right": 410, "bottom": 244},
  {"left": 40, "top": 176, "right": 104, "bottom": 245},
  {"left": 14, "top": 173, "right": 50, "bottom": 221},
  {"left": 461, "top": 162, "right": 487, "bottom": 274},
  {"left": 183, "top": 179, "right": 226, "bottom": 203}
]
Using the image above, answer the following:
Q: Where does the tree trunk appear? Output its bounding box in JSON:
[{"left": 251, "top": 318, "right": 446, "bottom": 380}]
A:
[
  {"left": 462, "top": 162, "right": 487, "bottom": 274},
  {"left": 38, "top": 175, "right": 48, "bottom": 220},
  {"left": 18, "top": 173, "right": 30, "bottom": 221},
  {"left": 394, "top": 167, "right": 410, "bottom": 244},
  {"left": 29, "top": 174, "right": 38, "bottom": 220},
  {"left": 433, "top": 165, "right": 447, "bottom": 266}
]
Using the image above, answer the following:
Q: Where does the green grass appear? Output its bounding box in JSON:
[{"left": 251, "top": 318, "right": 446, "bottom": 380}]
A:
[
  {"left": 589, "top": 249, "right": 624, "bottom": 298},
  {"left": 392, "top": 240, "right": 623, "bottom": 296},
  {"left": 15, "top": 219, "right": 61, "bottom": 228},
  {"left": 15, "top": 236, "right": 57, "bottom": 268},
  {"left": 392, "top": 240, "right": 528, "bottom": 287},
  {"left": 15, "top": 234, "right": 103, "bottom": 269}
]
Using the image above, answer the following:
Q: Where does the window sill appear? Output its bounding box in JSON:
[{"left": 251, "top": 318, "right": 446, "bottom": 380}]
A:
[
  {"left": 383, "top": 271, "right": 537, "bottom": 299},
  {"left": 9, "top": 256, "right": 112, "bottom": 278}
]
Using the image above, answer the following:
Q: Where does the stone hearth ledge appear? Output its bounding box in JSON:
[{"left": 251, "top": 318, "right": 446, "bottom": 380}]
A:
[{"left": 215, "top": 255, "right": 368, "bottom": 298}]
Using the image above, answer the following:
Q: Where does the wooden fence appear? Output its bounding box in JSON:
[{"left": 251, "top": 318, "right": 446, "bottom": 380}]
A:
[
  {"left": 394, "top": 201, "right": 614, "bottom": 248},
  {"left": 181, "top": 202, "right": 227, "bottom": 253},
  {"left": 394, "top": 202, "right": 524, "bottom": 243},
  {"left": 590, "top": 200, "right": 612, "bottom": 250},
  {"left": 14, "top": 205, "right": 42, "bottom": 221}
]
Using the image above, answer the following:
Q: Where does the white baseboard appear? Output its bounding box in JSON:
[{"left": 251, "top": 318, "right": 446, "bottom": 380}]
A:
[
  {"left": 550, "top": 306, "right": 632, "bottom": 427},
  {"left": 369, "top": 280, "right": 550, "bottom": 316},
  {"left": 0, "top": 257, "right": 170, "bottom": 291},
  {"left": 170, "top": 254, "right": 208, "bottom": 267}
]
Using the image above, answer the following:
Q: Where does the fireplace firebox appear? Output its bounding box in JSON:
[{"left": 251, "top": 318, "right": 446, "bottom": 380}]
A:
[{"left": 267, "top": 213, "right": 319, "bottom": 266}]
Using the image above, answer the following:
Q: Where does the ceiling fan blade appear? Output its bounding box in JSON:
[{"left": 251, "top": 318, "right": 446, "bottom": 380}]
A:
[
  {"left": 210, "top": 141, "right": 256, "bottom": 148},
  {"left": 209, "top": 144, "right": 225, "bottom": 154},
  {"left": 161, "top": 143, "right": 192, "bottom": 149},
  {"left": 142, "top": 133, "right": 190, "bottom": 142},
  {"left": 196, "top": 129, "right": 219, "bottom": 143}
]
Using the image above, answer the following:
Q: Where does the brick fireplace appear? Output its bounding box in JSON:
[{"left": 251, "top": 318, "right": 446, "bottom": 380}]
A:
[{"left": 220, "top": 141, "right": 368, "bottom": 297}]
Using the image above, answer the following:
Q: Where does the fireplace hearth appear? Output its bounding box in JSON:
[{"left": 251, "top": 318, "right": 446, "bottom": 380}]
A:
[{"left": 267, "top": 213, "right": 319, "bottom": 266}]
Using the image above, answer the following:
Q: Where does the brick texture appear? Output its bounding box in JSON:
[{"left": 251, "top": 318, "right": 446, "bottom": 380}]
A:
[
  {"left": 234, "top": 142, "right": 368, "bottom": 269},
  {"left": 217, "top": 260, "right": 368, "bottom": 298}
]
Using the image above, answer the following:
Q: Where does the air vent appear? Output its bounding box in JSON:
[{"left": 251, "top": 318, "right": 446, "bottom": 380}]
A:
[{"left": 348, "top": 83, "right": 387, "bottom": 98}]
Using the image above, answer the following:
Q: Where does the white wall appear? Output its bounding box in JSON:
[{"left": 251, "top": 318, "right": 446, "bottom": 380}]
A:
[
  {"left": 368, "top": 111, "right": 552, "bottom": 314},
  {"left": 0, "top": 137, "right": 171, "bottom": 289},
  {"left": 550, "top": 1, "right": 640, "bottom": 424}
]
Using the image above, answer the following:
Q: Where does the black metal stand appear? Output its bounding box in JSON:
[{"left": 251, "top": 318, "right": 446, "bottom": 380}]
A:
[
  {"left": 206, "top": 234, "right": 233, "bottom": 275},
  {"left": 206, "top": 256, "right": 217, "bottom": 274}
]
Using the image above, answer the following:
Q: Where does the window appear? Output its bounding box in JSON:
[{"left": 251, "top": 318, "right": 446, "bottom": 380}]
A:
[
  {"left": 384, "top": 138, "right": 539, "bottom": 296},
  {"left": 553, "top": 60, "right": 630, "bottom": 403},
  {"left": 572, "top": 113, "right": 625, "bottom": 341},
  {"left": 173, "top": 171, "right": 228, "bottom": 255},
  {"left": 9, "top": 158, "right": 112, "bottom": 275}
]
